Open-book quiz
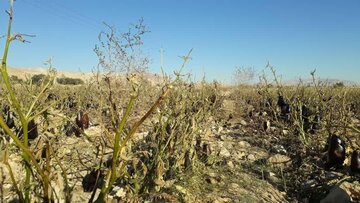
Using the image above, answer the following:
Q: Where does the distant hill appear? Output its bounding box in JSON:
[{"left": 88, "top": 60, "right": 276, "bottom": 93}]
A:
[
  {"left": 5, "top": 66, "right": 164, "bottom": 85},
  {"left": 6, "top": 66, "right": 93, "bottom": 81}
]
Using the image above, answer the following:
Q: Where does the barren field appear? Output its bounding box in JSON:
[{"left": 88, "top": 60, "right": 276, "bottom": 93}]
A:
[{"left": 1, "top": 67, "right": 360, "bottom": 203}]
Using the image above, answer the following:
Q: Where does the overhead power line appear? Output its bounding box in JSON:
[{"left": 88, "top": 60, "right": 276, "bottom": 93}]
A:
[{"left": 20, "top": 0, "right": 103, "bottom": 32}]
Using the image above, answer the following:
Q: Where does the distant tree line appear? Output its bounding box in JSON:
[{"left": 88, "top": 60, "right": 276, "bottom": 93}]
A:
[{"left": 30, "top": 74, "right": 83, "bottom": 85}]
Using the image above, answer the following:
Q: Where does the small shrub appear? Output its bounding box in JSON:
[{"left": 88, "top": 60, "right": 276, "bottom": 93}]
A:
[
  {"left": 56, "top": 77, "right": 84, "bottom": 85},
  {"left": 31, "top": 74, "right": 47, "bottom": 84},
  {"left": 333, "top": 81, "right": 345, "bottom": 88},
  {"left": 10, "top": 75, "right": 23, "bottom": 83}
]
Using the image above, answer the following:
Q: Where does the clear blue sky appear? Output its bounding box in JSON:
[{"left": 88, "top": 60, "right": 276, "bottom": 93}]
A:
[{"left": 0, "top": 0, "right": 359, "bottom": 83}]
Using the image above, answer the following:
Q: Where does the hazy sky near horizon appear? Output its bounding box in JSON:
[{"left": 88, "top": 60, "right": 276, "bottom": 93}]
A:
[{"left": 0, "top": 0, "right": 359, "bottom": 83}]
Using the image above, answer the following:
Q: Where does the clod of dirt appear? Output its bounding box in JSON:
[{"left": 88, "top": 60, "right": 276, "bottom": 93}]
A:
[
  {"left": 247, "top": 154, "right": 256, "bottom": 161},
  {"left": 268, "top": 154, "right": 292, "bottom": 168},
  {"left": 219, "top": 147, "right": 231, "bottom": 158}
]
